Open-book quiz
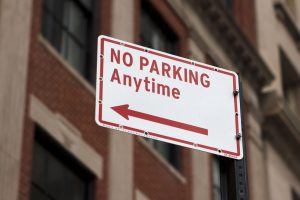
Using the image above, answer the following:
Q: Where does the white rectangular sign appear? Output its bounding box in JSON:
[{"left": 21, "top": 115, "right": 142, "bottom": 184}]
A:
[{"left": 95, "top": 35, "right": 243, "bottom": 159}]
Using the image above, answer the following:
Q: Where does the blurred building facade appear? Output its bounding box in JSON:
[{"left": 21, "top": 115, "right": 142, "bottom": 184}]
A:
[{"left": 0, "top": 0, "right": 300, "bottom": 200}]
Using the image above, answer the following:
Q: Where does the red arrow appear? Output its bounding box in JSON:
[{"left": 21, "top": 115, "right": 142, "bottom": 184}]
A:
[{"left": 111, "top": 104, "right": 208, "bottom": 135}]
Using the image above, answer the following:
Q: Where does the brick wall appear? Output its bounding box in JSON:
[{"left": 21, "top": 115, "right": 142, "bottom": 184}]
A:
[
  {"left": 18, "top": 0, "right": 194, "bottom": 200},
  {"left": 233, "top": 0, "right": 257, "bottom": 46},
  {"left": 134, "top": 140, "right": 190, "bottom": 200}
]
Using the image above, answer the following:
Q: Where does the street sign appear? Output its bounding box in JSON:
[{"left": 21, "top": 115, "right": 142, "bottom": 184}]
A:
[{"left": 95, "top": 35, "right": 243, "bottom": 159}]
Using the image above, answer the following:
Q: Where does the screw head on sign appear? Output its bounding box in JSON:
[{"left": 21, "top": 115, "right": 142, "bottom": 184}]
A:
[
  {"left": 193, "top": 143, "right": 198, "bottom": 147},
  {"left": 144, "top": 131, "right": 149, "bottom": 136},
  {"left": 119, "top": 42, "right": 125, "bottom": 46},
  {"left": 235, "top": 112, "right": 239, "bottom": 116},
  {"left": 98, "top": 100, "right": 102, "bottom": 104},
  {"left": 99, "top": 77, "right": 103, "bottom": 81},
  {"left": 119, "top": 125, "right": 123, "bottom": 129},
  {"left": 236, "top": 133, "right": 242, "bottom": 140},
  {"left": 233, "top": 90, "right": 239, "bottom": 96},
  {"left": 218, "top": 149, "right": 222, "bottom": 153},
  {"left": 100, "top": 54, "right": 104, "bottom": 59},
  {"left": 214, "top": 68, "right": 218, "bottom": 71}
]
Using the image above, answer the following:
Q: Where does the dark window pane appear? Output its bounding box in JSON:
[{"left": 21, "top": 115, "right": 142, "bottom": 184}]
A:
[
  {"left": 65, "top": 36, "right": 86, "bottom": 73},
  {"left": 61, "top": 32, "right": 69, "bottom": 58},
  {"left": 293, "top": 190, "right": 300, "bottom": 200},
  {"left": 223, "top": 0, "right": 233, "bottom": 11},
  {"left": 41, "top": 0, "right": 93, "bottom": 78},
  {"left": 65, "top": 170, "right": 85, "bottom": 200},
  {"left": 41, "top": 12, "right": 63, "bottom": 51},
  {"left": 80, "top": 0, "right": 93, "bottom": 10},
  {"left": 44, "top": 0, "right": 64, "bottom": 19},
  {"left": 213, "top": 188, "right": 222, "bottom": 200},
  {"left": 30, "top": 131, "right": 92, "bottom": 200},
  {"left": 140, "top": 6, "right": 177, "bottom": 55},
  {"left": 64, "top": 1, "right": 87, "bottom": 44},
  {"left": 31, "top": 186, "right": 52, "bottom": 200},
  {"left": 154, "top": 140, "right": 170, "bottom": 159},
  {"left": 32, "top": 142, "right": 47, "bottom": 188},
  {"left": 145, "top": 139, "right": 180, "bottom": 169},
  {"left": 46, "top": 153, "right": 65, "bottom": 200}
]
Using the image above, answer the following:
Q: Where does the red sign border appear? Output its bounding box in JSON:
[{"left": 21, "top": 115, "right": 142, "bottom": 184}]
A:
[{"left": 97, "top": 36, "right": 241, "bottom": 158}]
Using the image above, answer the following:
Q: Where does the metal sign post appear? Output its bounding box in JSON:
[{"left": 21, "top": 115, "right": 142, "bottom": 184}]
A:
[
  {"left": 232, "top": 77, "right": 249, "bottom": 200},
  {"left": 220, "top": 76, "right": 248, "bottom": 200}
]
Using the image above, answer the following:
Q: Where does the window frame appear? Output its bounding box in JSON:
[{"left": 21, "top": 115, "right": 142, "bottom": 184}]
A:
[
  {"left": 135, "top": 0, "right": 187, "bottom": 56},
  {"left": 139, "top": 2, "right": 178, "bottom": 55},
  {"left": 222, "top": 0, "right": 233, "bottom": 12},
  {"left": 30, "top": 126, "right": 95, "bottom": 200},
  {"left": 293, "top": 189, "right": 300, "bottom": 200},
  {"left": 134, "top": 0, "right": 188, "bottom": 172},
  {"left": 279, "top": 48, "right": 300, "bottom": 116},
  {"left": 41, "top": 0, "right": 98, "bottom": 83}
]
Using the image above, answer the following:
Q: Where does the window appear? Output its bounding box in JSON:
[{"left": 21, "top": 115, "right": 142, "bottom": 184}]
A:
[
  {"left": 144, "top": 138, "right": 181, "bottom": 169},
  {"left": 280, "top": 49, "right": 300, "bottom": 116},
  {"left": 41, "top": 0, "right": 95, "bottom": 80},
  {"left": 140, "top": 3, "right": 177, "bottom": 55},
  {"left": 140, "top": 2, "right": 181, "bottom": 170},
  {"left": 30, "top": 127, "right": 94, "bottom": 200},
  {"left": 212, "top": 157, "right": 221, "bottom": 200},
  {"left": 293, "top": 190, "right": 300, "bottom": 200},
  {"left": 222, "top": 0, "right": 233, "bottom": 11}
]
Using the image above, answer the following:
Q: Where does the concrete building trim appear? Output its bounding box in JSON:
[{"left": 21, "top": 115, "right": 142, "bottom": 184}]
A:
[
  {"left": 257, "top": 0, "right": 300, "bottom": 184},
  {"left": 267, "top": 143, "right": 300, "bottom": 200},
  {"left": 191, "top": 151, "right": 211, "bottom": 200},
  {"left": 273, "top": 0, "right": 298, "bottom": 21},
  {"left": 161, "top": 0, "right": 234, "bottom": 69},
  {"left": 0, "top": 0, "right": 33, "bottom": 199},
  {"left": 189, "top": 29, "right": 233, "bottom": 68},
  {"left": 243, "top": 90, "right": 263, "bottom": 124},
  {"left": 135, "top": 189, "right": 150, "bottom": 200},
  {"left": 256, "top": 0, "right": 300, "bottom": 95},
  {"left": 137, "top": 138, "right": 187, "bottom": 184},
  {"left": 246, "top": 110, "right": 270, "bottom": 200},
  {"left": 188, "top": 0, "right": 274, "bottom": 91},
  {"left": 38, "top": 35, "right": 96, "bottom": 96},
  {"left": 108, "top": 0, "right": 135, "bottom": 199},
  {"left": 29, "top": 95, "right": 103, "bottom": 178},
  {"left": 108, "top": 132, "right": 134, "bottom": 200},
  {"left": 247, "top": 140, "right": 269, "bottom": 200},
  {"left": 247, "top": 114, "right": 263, "bottom": 148},
  {"left": 263, "top": 92, "right": 300, "bottom": 179},
  {"left": 274, "top": 1, "right": 300, "bottom": 50},
  {"left": 148, "top": 0, "right": 234, "bottom": 70}
]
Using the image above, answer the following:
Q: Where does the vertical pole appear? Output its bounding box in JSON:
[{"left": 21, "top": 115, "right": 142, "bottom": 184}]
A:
[
  {"left": 220, "top": 75, "right": 249, "bottom": 200},
  {"left": 233, "top": 76, "right": 249, "bottom": 200}
]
